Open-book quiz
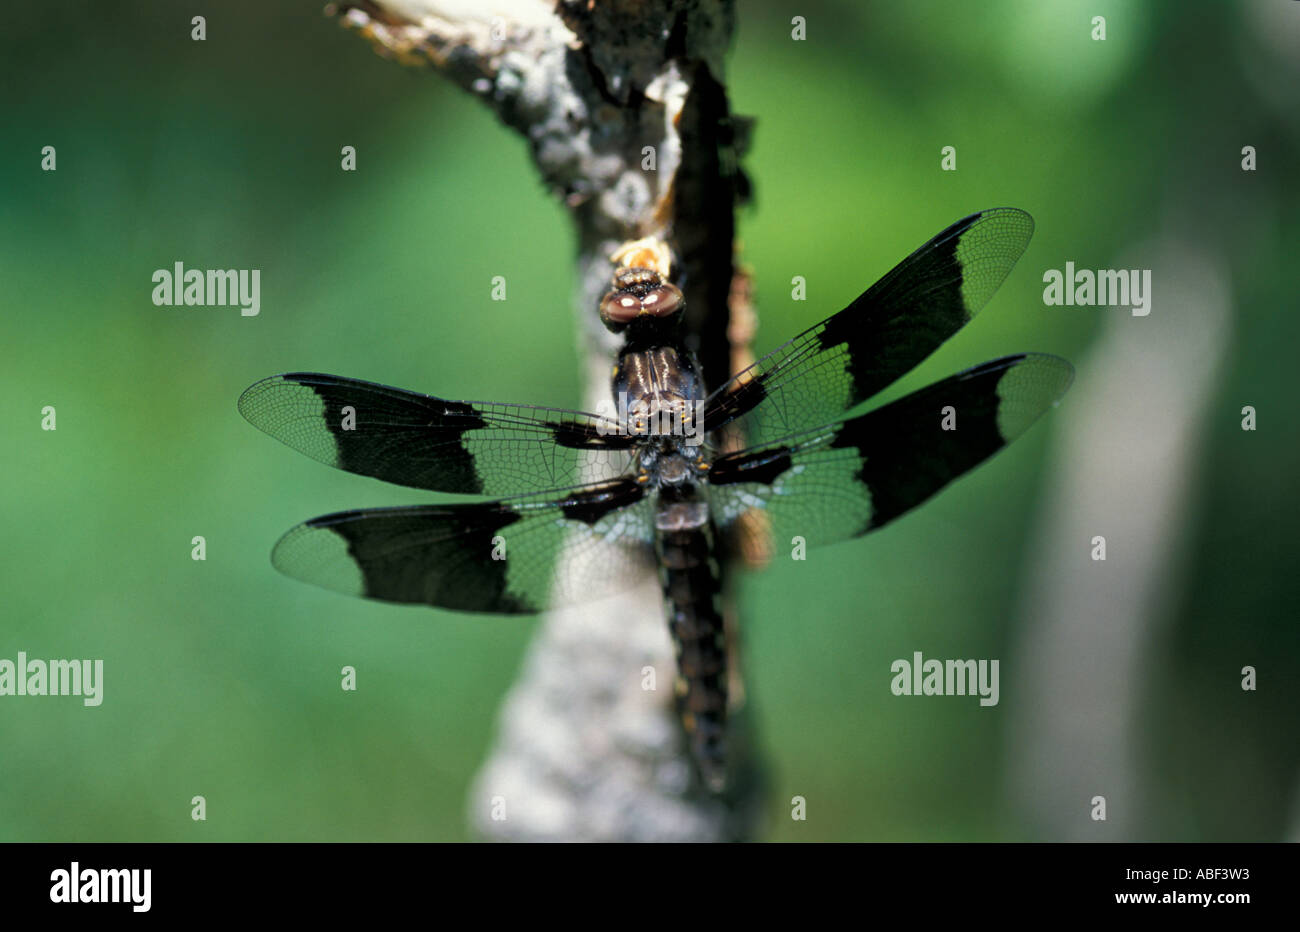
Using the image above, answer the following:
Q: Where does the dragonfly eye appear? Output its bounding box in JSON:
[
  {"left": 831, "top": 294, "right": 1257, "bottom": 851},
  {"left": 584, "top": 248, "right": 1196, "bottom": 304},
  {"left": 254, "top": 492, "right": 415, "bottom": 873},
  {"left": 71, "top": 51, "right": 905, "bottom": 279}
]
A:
[
  {"left": 599, "top": 291, "right": 640, "bottom": 329},
  {"left": 638, "top": 284, "right": 684, "bottom": 318}
]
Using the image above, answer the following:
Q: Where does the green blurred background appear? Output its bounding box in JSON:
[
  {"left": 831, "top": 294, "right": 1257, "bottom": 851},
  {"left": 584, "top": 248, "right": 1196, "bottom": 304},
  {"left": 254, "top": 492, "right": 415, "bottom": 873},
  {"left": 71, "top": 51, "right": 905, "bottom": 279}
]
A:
[{"left": 2, "top": 0, "right": 1296, "bottom": 841}]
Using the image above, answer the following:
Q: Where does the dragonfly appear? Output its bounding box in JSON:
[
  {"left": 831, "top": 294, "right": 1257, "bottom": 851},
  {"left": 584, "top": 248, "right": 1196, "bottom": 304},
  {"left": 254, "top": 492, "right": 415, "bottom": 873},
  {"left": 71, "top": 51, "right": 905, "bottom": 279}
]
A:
[{"left": 238, "top": 207, "right": 1072, "bottom": 792}]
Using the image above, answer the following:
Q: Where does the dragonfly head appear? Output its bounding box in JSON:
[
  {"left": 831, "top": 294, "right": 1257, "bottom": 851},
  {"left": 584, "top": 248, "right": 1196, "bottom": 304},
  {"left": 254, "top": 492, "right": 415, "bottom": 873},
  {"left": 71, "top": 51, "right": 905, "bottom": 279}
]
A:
[{"left": 599, "top": 268, "right": 685, "bottom": 333}]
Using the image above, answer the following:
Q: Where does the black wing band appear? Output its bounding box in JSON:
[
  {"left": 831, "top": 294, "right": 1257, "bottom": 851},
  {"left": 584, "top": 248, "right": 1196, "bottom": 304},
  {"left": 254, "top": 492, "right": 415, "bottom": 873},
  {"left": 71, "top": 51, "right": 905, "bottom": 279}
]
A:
[
  {"left": 270, "top": 479, "right": 656, "bottom": 614},
  {"left": 239, "top": 372, "right": 635, "bottom": 496},
  {"left": 709, "top": 354, "right": 1074, "bottom": 550},
  {"left": 704, "top": 208, "right": 1035, "bottom": 445}
]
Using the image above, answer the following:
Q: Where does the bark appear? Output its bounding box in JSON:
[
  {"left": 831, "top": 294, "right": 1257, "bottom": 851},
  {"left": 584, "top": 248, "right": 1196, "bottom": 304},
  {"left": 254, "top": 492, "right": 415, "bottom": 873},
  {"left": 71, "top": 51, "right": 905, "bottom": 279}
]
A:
[{"left": 327, "top": 0, "right": 760, "bottom": 841}]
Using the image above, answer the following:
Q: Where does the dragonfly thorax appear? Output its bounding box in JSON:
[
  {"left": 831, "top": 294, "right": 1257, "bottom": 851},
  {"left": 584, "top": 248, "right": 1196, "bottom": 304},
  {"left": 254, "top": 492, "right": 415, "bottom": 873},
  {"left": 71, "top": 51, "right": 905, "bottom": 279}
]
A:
[{"left": 612, "top": 344, "right": 705, "bottom": 447}]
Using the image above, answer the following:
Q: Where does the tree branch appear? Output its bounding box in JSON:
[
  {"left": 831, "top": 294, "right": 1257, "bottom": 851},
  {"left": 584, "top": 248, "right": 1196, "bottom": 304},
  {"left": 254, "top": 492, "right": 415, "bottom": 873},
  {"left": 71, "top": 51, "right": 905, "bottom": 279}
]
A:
[{"left": 327, "top": 0, "right": 760, "bottom": 841}]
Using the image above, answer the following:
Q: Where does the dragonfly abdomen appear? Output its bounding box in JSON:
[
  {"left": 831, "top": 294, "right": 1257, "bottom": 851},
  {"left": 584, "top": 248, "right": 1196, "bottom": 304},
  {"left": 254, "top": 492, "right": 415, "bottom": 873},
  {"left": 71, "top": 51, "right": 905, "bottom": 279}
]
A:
[{"left": 656, "top": 495, "right": 728, "bottom": 792}]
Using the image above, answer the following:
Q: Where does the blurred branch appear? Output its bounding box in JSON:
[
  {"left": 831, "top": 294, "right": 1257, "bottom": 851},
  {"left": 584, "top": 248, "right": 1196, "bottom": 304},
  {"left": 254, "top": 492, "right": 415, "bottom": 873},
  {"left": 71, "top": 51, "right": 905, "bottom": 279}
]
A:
[
  {"left": 1005, "top": 237, "right": 1230, "bottom": 840},
  {"left": 326, "top": 0, "right": 759, "bottom": 840}
]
